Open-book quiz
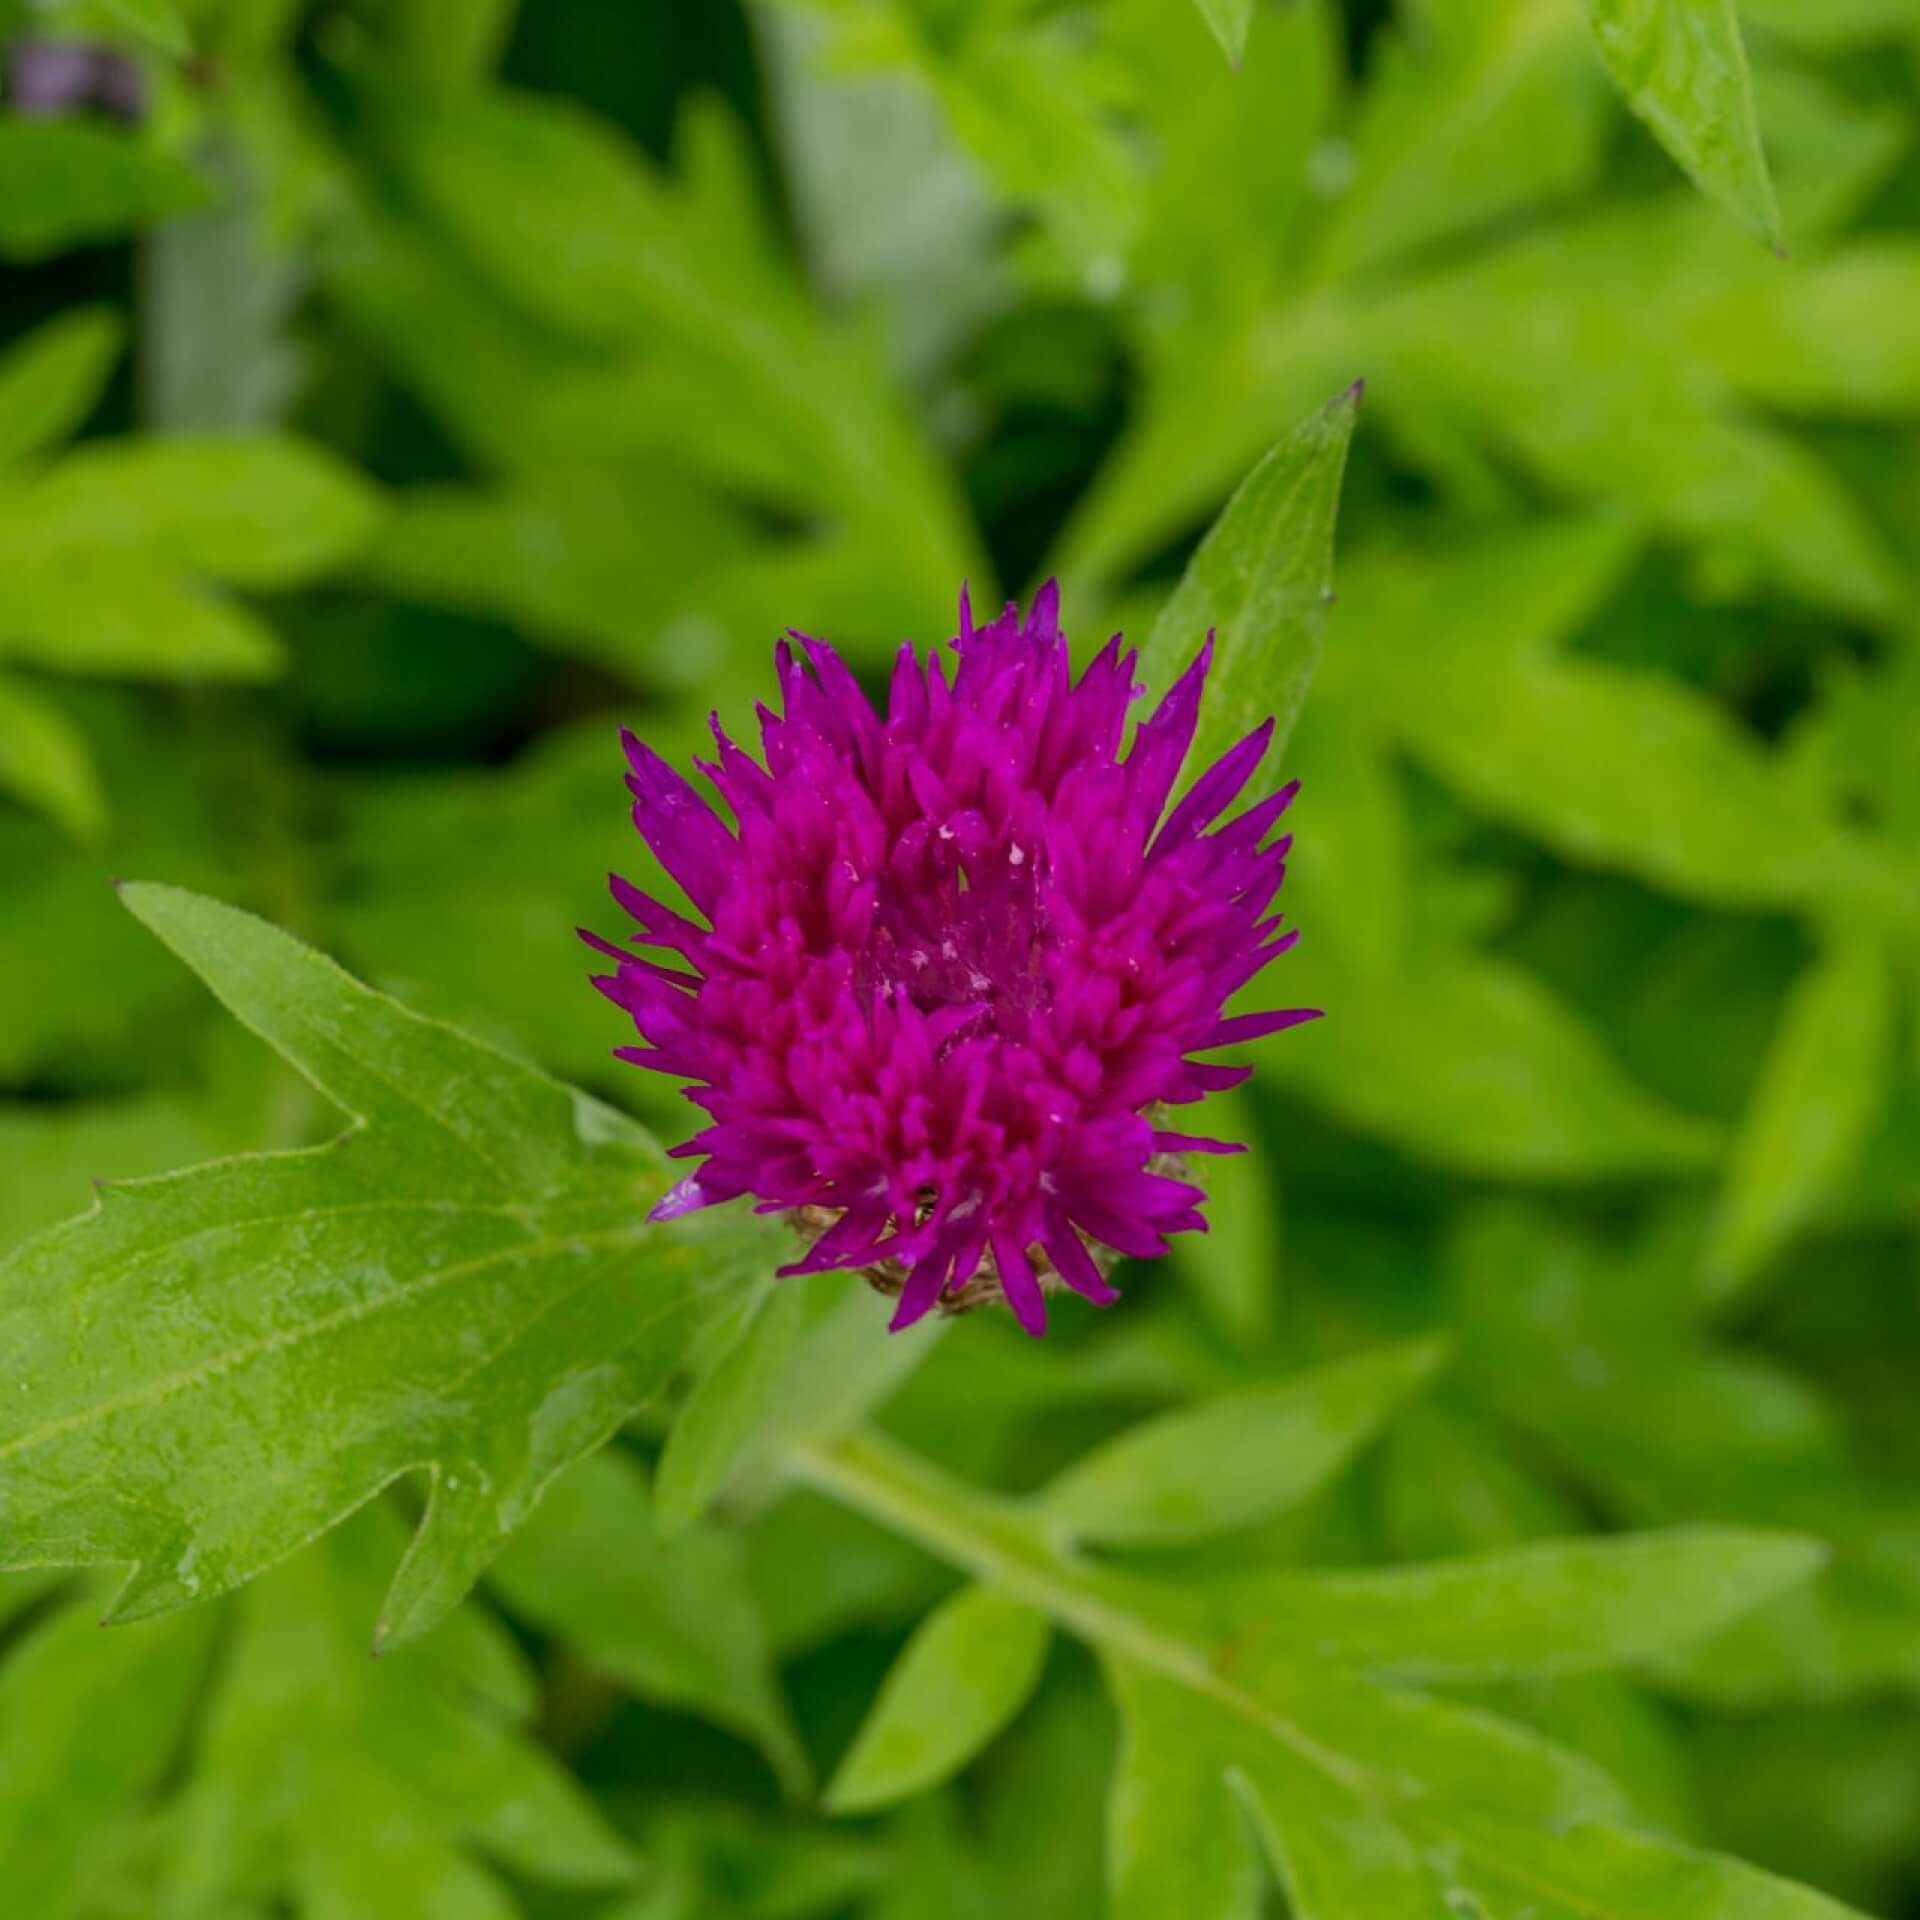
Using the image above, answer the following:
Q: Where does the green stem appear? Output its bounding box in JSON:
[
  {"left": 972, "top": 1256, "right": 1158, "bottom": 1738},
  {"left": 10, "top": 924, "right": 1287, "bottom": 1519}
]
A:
[
  {"left": 785, "top": 1427, "right": 1223, "bottom": 1702},
  {"left": 785, "top": 1428, "right": 1388, "bottom": 1800}
]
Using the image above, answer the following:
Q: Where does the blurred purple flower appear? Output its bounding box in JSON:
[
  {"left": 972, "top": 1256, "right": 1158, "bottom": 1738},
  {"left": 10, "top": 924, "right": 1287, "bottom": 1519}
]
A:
[
  {"left": 590, "top": 585, "right": 1317, "bottom": 1336},
  {"left": 8, "top": 38, "right": 144, "bottom": 121}
]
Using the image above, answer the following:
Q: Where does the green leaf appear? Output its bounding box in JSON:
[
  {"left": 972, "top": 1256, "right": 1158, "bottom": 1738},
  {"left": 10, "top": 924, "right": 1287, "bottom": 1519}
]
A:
[
  {"left": 0, "top": 1087, "right": 234, "bottom": 1256},
  {"left": 162, "top": 1505, "right": 633, "bottom": 1917},
  {"left": 1705, "top": 933, "right": 1894, "bottom": 1302},
  {"left": 1441, "top": 1810, "right": 1870, "bottom": 1917},
  {"left": 1143, "top": 383, "right": 1359, "bottom": 775},
  {"left": 1585, "top": 0, "right": 1782, "bottom": 247},
  {"left": 377, "top": 0, "right": 517, "bottom": 82},
  {"left": 656, "top": 1275, "right": 812, "bottom": 1540},
  {"left": 0, "top": 1593, "right": 217, "bottom": 1920},
  {"left": 1275, "top": 943, "right": 1725, "bottom": 1179},
  {"left": 1693, "top": 244, "right": 1920, "bottom": 415},
  {"left": 50, "top": 0, "right": 196, "bottom": 56},
  {"left": 292, "top": 1769, "right": 520, "bottom": 1920},
  {"left": 1190, "top": 0, "right": 1255, "bottom": 65},
  {"left": 744, "top": 1268, "right": 952, "bottom": 1463},
  {"left": 0, "top": 696, "right": 243, "bottom": 1090},
  {"left": 488, "top": 1448, "right": 811, "bottom": 1796},
  {"left": 1216, "top": 1529, "right": 1829, "bottom": 1684},
  {"left": 624, "top": 1801, "right": 889, "bottom": 1920},
  {"left": 826, "top": 1582, "right": 1052, "bottom": 1813},
  {"left": 1320, "top": 0, "right": 1608, "bottom": 278},
  {"left": 6, "top": 437, "right": 382, "bottom": 585},
  {"left": 0, "top": 564, "right": 284, "bottom": 679},
  {"left": 1107, "top": 1656, "right": 1262, "bottom": 1920},
  {"left": 0, "top": 886, "right": 778, "bottom": 1645},
  {"left": 1042, "top": 1338, "right": 1448, "bottom": 1546},
  {"left": 1230, "top": 1748, "right": 1446, "bottom": 1920},
  {"left": 366, "top": 83, "right": 980, "bottom": 629},
  {"left": 0, "top": 308, "right": 123, "bottom": 468},
  {"left": 1373, "top": 207, "right": 1909, "bottom": 624},
  {"left": 0, "top": 121, "right": 205, "bottom": 263},
  {"left": 361, "top": 474, "right": 751, "bottom": 682},
  {"left": 795, "top": 1431, "right": 1846, "bottom": 1918},
  {"left": 0, "top": 438, "right": 380, "bottom": 683},
  {"left": 329, "top": 721, "right": 646, "bottom": 1090},
  {"left": 0, "top": 673, "right": 106, "bottom": 840},
  {"left": 1733, "top": 0, "right": 1915, "bottom": 48},
  {"left": 102, "top": 0, "right": 191, "bottom": 54},
  {"left": 1340, "top": 519, "right": 1865, "bottom": 914}
]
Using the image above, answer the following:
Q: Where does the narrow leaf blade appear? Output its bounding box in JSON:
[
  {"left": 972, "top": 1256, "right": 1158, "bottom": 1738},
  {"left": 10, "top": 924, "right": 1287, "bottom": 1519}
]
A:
[
  {"left": 1043, "top": 1338, "right": 1447, "bottom": 1546},
  {"left": 1705, "top": 933, "right": 1893, "bottom": 1303},
  {"left": 1225, "top": 1529, "right": 1828, "bottom": 1683},
  {"left": 1145, "top": 384, "right": 1359, "bottom": 774},
  {"left": 1191, "top": 0, "right": 1255, "bottom": 65},
  {"left": 825, "top": 1583, "right": 1051, "bottom": 1813},
  {"left": 655, "top": 1276, "right": 811, "bottom": 1540},
  {"left": 0, "top": 673, "right": 106, "bottom": 840},
  {"left": 0, "top": 307, "right": 123, "bottom": 467},
  {"left": 1585, "top": 0, "right": 1782, "bottom": 246}
]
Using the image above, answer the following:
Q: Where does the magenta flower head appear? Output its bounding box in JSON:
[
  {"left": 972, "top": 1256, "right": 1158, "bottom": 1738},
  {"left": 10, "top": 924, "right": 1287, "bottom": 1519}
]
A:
[{"left": 588, "top": 585, "right": 1318, "bottom": 1336}]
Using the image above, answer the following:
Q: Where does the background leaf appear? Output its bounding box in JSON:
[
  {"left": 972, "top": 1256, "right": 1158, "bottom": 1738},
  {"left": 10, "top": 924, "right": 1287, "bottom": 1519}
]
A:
[
  {"left": 0, "top": 121, "right": 204, "bottom": 262},
  {"left": 0, "top": 674, "right": 106, "bottom": 840},
  {"left": 1042, "top": 1338, "right": 1446, "bottom": 1546},
  {"left": 826, "top": 1584, "right": 1052, "bottom": 1812},
  {"left": 4, "top": 2, "right": 1920, "bottom": 1910},
  {"left": 1704, "top": 932, "right": 1894, "bottom": 1301},
  {"left": 1190, "top": 0, "right": 1255, "bottom": 65},
  {"left": 1585, "top": 0, "right": 1782, "bottom": 245},
  {"left": 0, "top": 887, "right": 776, "bottom": 1646},
  {"left": 488, "top": 1447, "right": 811, "bottom": 1797}
]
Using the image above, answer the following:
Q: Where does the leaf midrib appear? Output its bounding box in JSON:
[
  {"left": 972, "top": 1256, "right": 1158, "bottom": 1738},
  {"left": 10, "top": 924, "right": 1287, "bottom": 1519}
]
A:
[
  {"left": 0, "top": 1218, "right": 652, "bottom": 1468},
  {"left": 785, "top": 1427, "right": 1379, "bottom": 1800}
]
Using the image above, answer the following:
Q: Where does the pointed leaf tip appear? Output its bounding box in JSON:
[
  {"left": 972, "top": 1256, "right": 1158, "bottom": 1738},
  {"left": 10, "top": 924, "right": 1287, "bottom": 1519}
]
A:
[
  {"left": 1144, "top": 388, "right": 1359, "bottom": 774},
  {"left": 1189, "top": 0, "right": 1254, "bottom": 66},
  {"left": 1584, "top": 0, "right": 1782, "bottom": 249}
]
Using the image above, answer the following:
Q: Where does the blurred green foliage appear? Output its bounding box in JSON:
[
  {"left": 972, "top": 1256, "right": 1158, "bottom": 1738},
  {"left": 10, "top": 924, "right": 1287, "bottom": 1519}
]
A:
[{"left": 3, "top": 0, "right": 1920, "bottom": 1914}]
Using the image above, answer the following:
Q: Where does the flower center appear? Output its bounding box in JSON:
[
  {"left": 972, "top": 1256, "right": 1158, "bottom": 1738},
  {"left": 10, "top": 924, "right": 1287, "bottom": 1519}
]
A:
[{"left": 861, "top": 844, "right": 1049, "bottom": 1032}]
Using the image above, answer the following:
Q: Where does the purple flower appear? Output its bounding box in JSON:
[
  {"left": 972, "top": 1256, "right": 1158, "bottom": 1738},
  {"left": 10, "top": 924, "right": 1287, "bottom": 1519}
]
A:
[
  {"left": 8, "top": 39, "right": 144, "bottom": 121},
  {"left": 589, "top": 585, "right": 1318, "bottom": 1336}
]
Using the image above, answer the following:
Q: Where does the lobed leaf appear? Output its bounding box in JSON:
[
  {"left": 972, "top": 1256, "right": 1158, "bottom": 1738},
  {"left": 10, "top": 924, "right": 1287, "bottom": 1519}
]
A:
[
  {"left": 0, "top": 886, "right": 780, "bottom": 1645},
  {"left": 1107, "top": 1655, "right": 1263, "bottom": 1920},
  {"left": 798, "top": 1428, "right": 1849, "bottom": 1917}
]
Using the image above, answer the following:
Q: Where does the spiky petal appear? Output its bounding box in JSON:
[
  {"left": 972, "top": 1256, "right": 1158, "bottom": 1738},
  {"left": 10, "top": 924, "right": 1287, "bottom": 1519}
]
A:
[{"left": 591, "top": 586, "right": 1318, "bottom": 1335}]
